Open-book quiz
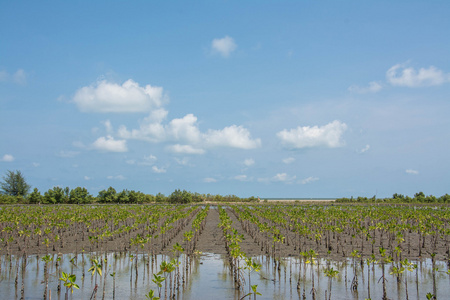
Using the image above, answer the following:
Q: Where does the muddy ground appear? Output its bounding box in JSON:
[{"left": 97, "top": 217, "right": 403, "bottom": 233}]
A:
[{"left": 2, "top": 206, "right": 448, "bottom": 262}]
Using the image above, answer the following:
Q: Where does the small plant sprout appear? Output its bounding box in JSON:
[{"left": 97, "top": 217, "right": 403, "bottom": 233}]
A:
[
  {"left": 324, "top": 267, "right": 339, "bottom": 300},
  {"left": 59, "top": 272, "right": 79, "bottom": 300},
  {"left": 243, "top": 285, "right": 262, "bottom": 300},
  {"left": 152, "top": 273, "right": 165, "bottom": 298},
  {"left": 88, "top": 258, "right": 102, "bottom": 300},
  {"left": 145, "top": 289, "right": 160, "bottom": 300}
]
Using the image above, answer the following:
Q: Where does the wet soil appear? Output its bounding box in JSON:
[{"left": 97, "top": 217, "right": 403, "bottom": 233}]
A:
[{"left": 2, "top": 206, "right": 449, "bottom": 262}]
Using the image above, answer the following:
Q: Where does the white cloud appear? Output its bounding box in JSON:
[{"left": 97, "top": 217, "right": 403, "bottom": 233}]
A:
[
  {"left": 167, "top": 114, "right": 202, "bottom": 144},
  {"left": 168, "top": 144, "right": 205, "bottom": 154},
  {"left": 32, "top": 162, "right": 40, "bottom": 167},
  {"left": 406, "top": 169, "right": 419, "bottom": 175},
  {"left": 386, "top": 64, "right": 449, "bottom": 87},
  {"left": 92, "top": 136, "right": 128, "bottom": 152},
  {"left": 272, "top": 173, "right": 296, "bottom": 182},
  {"left": 84, "top": 176, "right": 92, "bottom": 180},
  {"left": 204, "top": 177, "right": 217, "bottom": 183},
  {"left": 358, "top": 144, "right": 370, "bottom": 154},
  {"left": 118, "top": 112, "right": 260, "bottom": 152},
  {"left": 243, "top": 158, "right": 255, "bottom": 167},
  {"left": 234, "top": 175, "right": 251, "bottom": 182},
  {"left": 138, "top": 154, "right": 157, "bottom": 166},
  {"left": 282, "top": 157, "right": 295, "bottom": 164},
  {"left": 300, "top": 176, "right": 319, "bottom": 184},
  {"left": 211, "top": 36, "right": 237, "bottom": 57},
  {"left": 204, "top": 125, "right": 261, "bottom": 149},
  {"left": 118, "top": 109, "right": 168, "bottom": 142},
  {"left": 144, "top": 154, "right": 157, "bottom": 161},
  {"left": 73, "top": 79, "right": 166, "bottom": 113},
  {"left": 348, "top": 81, "right": 382, "bottom": 94},
  {"left": 152, "top": 166, "right": 167, "bottom": 173},
  {"left": 1, "top": 154, "right": 14, "bottom": 162},
  {"left": 107, "top": 175, "right": 126, "bottom": 180},
  {"left": 277, "top": 120, "right": 347, "bottom": 149}
]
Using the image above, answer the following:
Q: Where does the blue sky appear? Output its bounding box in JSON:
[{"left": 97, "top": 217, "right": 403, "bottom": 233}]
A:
[{"left": 1, "top": 1, "right": 450, "bottom": 198}]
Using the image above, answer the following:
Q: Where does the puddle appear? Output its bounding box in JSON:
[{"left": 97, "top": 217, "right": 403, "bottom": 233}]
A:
[{"left": 0, "top": 252, "right": 449, "bottom": 299}]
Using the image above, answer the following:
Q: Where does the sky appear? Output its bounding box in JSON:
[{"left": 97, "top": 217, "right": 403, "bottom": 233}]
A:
[{"left": 1, "top": 1, "right": 450, "bottom": 198}]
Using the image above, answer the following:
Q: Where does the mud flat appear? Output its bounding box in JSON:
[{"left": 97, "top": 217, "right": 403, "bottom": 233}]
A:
[{"left": 1, "top": 203, "right": 449, "bottom": 299}]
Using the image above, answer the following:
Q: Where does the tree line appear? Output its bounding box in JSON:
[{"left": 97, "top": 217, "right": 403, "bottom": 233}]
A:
[
  {"left": 336, "top": 191, "right": 450, "bottom": 203},
  {"left": 0, "top": 170, "right": 258, "bottom": 204},
  {"left": 0, "top": 186, "right": 258, "bottom": 205}
]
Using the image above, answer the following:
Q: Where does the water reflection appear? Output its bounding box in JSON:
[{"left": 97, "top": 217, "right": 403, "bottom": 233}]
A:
[{"left": 0, "top": 252, "right": 449, "bottom": 299}]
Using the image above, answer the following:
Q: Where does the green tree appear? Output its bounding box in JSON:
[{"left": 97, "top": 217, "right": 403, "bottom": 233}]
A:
[
  {"left": 97, "top": 186, "right": 117, "bottom": 203},
  {"left": 0, "top": 170, "right": 31, "bottom": 196},
  {"left": 127, "top": 190, "right": 145, "bottom": 204},
  {"left": 155, "top": 192, "right": 166, "bottom": 203},
  {"left": 116, "top": 190, "right": 129, "bottom": 203},
  {"left": 28, "top": 188, "right": 42, "bottom": 204},
  {"left": 169, "top": 189, "right": 192, "bottom": 204},
  {"left": 69, "top": 187, "right": 93, "bottom": 204},
  {"left": 43, "top": 186, "right": 67, "bottom": 204}
]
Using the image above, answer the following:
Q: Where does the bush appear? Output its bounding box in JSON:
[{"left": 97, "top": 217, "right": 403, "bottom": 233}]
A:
[
  {"left": 168, "top": 189, "right": 193, "bottom": 204},
  {"left": 0, "top": 194, "right": 18, "bottom": 204},
  {"left": 28, "top": 188, "right": 42, "bottom": 204}
]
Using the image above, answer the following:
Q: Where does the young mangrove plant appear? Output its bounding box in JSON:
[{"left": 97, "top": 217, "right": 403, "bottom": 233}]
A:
[
  {"left": 324, "top": 267, "right": 339, "bottom": 300},
  {"left": 59, "top": 271, "right": 79, "bottom": 300},
  {"left": 88, "top": 258, "right": 102, "bottom": 300}
]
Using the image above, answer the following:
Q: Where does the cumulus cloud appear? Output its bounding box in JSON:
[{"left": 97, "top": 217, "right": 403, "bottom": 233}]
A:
[
  {"left": 243, "top": 158, "right": 255, "bottom": 167},
  {"left": 348, "top": 81, "right": 382, "bottom": 94},
  {"left": 277, "top": 120, "right": 347, "bottom": 149},
  {"left": 137, "top": 154, "right": 157, "bottom": 166},
  {"left": 118, "top": 112, "right": 261, "bottom": 153},
  {"left": 167, "top": 114, "right": 202, "bottom": 144},
  {"left": 272, "top": 173, "right": 296, "bottom": 182},
  {"left": 282, "top": 157, "right": 295, "bottom": 164},
  {"left": 144, "top": 154, "right": 157, "bottom": 161},
  {"left": 300, "top": 176, "right": 319, "bottom": 184},
  {"left": 234, "top": 175, "right": 251, "bottom": 182},
  {"left": 1, "top": 154, "right": 14, "bottom": 162},
  {"left": 73, "top": 79, "right": 166, "bottom": 113},
  {"left": 118, "top": 109, "right": 168, "bottom": 142},
  {"left": 386, "top": 64, "right": 450, "bottom": 87},
  {"left": 406, "top": 169, "right": 419, "bottom": 175},
  {"left": 152, "top": 166, "right": 167, "bottom": 173},
  {"left": 211, "top": 36, "right": 237, "bottom": 57},
  {"left": 204, "top": 125, "right": 261, "bottom": 149},
  {"left": 92, "top": 136, "right": 128, "bottom": 152},
  {"left": 168, "top": 144, "right": 205, "bottom": 155}
]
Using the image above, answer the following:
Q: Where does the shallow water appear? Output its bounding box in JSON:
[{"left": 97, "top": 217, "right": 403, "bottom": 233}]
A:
[{"left": 0, "top": 252, "right": 449, "bottom": 299}]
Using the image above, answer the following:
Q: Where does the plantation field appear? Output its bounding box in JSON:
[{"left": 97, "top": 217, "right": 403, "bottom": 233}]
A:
[{"left": 1, "top": 203, "right": 449, "bottom": 299}]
